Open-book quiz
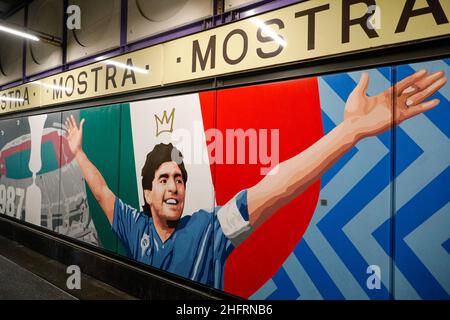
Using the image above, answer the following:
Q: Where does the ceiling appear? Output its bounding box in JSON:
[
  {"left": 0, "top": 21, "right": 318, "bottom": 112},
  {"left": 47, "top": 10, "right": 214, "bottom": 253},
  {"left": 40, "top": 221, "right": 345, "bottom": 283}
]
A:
[{"left": 0, "top": 0, "right": 30, "bottom": 19}]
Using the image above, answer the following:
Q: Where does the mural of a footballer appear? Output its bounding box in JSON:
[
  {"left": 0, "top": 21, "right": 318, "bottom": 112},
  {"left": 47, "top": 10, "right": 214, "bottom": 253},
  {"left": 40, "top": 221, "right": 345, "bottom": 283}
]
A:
[{"left": 65, "top": 69, "right": 447, "bottom": 290}]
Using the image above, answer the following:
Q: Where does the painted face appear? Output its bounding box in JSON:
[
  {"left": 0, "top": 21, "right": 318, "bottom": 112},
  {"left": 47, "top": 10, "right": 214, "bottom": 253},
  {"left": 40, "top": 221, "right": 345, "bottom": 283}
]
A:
[{"left": 144, "top": 161, "right": 186, "bottom": 223}]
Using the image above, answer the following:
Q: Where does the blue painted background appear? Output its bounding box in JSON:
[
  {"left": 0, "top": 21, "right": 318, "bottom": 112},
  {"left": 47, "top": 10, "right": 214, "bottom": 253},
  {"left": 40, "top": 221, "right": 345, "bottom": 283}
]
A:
[{"left": 251, "top": 58, "right": 450, "bottom": 300}]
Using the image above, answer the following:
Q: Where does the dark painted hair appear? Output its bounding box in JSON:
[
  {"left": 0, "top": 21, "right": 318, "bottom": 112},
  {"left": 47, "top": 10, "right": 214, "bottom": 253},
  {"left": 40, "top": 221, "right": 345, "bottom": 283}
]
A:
[{"left": 141, "top": 143, "right": 188, "bottom": 214}]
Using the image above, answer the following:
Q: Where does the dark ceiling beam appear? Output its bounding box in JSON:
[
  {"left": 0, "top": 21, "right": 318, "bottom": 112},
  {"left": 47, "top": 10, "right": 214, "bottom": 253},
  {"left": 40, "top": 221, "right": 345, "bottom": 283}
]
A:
[
  {"left": 0, "top": 0, "right": 33, "bottom": 19},
  {"left": 0, "top": 2, "right": 11, "bottom": 12}
]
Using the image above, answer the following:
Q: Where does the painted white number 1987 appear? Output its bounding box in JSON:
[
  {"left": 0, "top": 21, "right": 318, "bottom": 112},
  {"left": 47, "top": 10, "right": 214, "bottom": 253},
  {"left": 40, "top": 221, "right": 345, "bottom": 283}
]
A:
[{"left": 0, "top": 184, "right": 25, "bottom": 219}]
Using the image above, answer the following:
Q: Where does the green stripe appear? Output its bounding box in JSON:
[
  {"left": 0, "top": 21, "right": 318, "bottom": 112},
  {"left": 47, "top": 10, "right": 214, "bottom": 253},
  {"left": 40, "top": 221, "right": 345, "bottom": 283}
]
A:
[
  {"left": 117, "top": 103, "right": 139, "bottom": 256},
  {"left": 79, "top": 105, "right": 121, "bottom": 252}
]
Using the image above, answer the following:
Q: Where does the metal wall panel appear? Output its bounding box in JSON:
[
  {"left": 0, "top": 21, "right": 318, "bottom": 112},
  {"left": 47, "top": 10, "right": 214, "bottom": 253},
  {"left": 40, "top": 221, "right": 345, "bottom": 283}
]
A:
[
  {"left": 127, "top": 0, "right": 212, "bottom": 44},
  {"left": 67, "top": 0, "right": 121, "bottom": 62},
  {"left": 26, "top": 0, "right": 63, "bottom": 76},
  {"left": 224, "top": 0, "right": 264, "bottom": 11},
  {"left": 393, "top": 59, "right": 450, "bottom": 300},
  {"left": 0, "top": 9, "right": 24, "bottom": 85}
]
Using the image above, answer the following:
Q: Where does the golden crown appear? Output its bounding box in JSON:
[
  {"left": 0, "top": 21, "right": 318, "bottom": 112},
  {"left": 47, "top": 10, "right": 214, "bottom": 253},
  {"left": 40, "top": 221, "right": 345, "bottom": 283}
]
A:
[{"left": 155, "top": 108, "right": 175, "bottom": 137}]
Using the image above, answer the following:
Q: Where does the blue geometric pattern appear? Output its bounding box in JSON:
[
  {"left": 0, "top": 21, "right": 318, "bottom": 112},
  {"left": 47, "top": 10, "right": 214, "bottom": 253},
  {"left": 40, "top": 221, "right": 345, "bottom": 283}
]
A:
[
  {"left": 251, "top": 59, "right": 450, "bottom": 300},
  {"left": 443, "top": 238, "right": 450, "bottom": 255}
]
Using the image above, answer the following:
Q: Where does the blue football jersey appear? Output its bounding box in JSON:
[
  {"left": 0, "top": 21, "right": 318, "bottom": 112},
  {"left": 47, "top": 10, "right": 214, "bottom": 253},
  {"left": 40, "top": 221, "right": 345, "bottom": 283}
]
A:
[{"left": 112, "top": 190, "right": 250, "bottom": 289}]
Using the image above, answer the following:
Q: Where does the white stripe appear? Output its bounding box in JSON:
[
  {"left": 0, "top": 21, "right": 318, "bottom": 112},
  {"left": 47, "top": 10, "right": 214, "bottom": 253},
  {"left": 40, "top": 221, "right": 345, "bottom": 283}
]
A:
[
  {"left": 217, "top": 195, "right": 251, "bottom": 246},
  {"left": 284, "top": 253, "right": 322, "bottom": 300},
  {"left": 405, "top": 203, "right": 450, "bottom": 295},
  {"left": 191, "top": 223, "right": 212, "bottom": 279},
  {"left": 250, "top": 279, "right": 278, "bottom": 300}
]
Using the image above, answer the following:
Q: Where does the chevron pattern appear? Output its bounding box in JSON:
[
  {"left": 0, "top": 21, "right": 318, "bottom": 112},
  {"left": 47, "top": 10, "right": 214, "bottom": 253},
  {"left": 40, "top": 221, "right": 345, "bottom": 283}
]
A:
[{"left": 250, "top": 59, "right": 450, "bottom": 300}]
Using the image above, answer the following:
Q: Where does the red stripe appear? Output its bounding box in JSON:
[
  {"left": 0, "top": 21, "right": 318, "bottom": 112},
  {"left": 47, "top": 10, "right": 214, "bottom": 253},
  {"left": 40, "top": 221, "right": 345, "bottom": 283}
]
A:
[{"left": 201, "top": 77, "right": 323, "bottom": 298}]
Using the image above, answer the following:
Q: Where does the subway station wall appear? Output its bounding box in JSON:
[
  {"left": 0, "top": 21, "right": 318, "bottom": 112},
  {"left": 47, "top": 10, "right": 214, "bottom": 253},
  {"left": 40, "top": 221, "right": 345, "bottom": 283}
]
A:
[
  {"left": 26, "top": 0, "right": 63, "bottom": 76},
  {"left": 0, "top": 58, "right": 449, "bottom": 299},
  {"left": 0, "top": 9, "right": 24, "bottom": 86}
]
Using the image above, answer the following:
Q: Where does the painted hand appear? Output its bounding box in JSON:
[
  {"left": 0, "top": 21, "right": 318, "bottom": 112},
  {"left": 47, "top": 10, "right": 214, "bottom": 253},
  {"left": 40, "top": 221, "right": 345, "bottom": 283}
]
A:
[
  {"left": 343, "top": 69, "right": 447, "bottom": 140},
  {"left": 64, "top": 115, "right": 85, "bottom": 157}
]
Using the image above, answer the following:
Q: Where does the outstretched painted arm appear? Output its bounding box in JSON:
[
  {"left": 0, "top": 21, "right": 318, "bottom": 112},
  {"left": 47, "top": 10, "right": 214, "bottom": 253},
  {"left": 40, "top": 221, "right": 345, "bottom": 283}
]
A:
[
  {"left": 65, "top": 115, "right": 115, "bottom": 225},
  {"left": 247, "top": 70, "right": 447, "bottom": 230}
]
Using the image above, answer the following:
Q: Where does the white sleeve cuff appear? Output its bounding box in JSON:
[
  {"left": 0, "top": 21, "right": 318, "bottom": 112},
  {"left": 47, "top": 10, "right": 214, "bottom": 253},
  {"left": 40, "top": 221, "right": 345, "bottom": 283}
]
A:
[{"left": 217, "top": 195, "right": 252, "bottom": 247}]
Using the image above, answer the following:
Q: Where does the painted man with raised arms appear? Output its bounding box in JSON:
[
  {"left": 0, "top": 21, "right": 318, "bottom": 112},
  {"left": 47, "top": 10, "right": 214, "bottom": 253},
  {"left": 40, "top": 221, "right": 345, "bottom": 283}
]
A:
[{"left": 65, "top": 70, "right": 447, "bottom": 289}]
